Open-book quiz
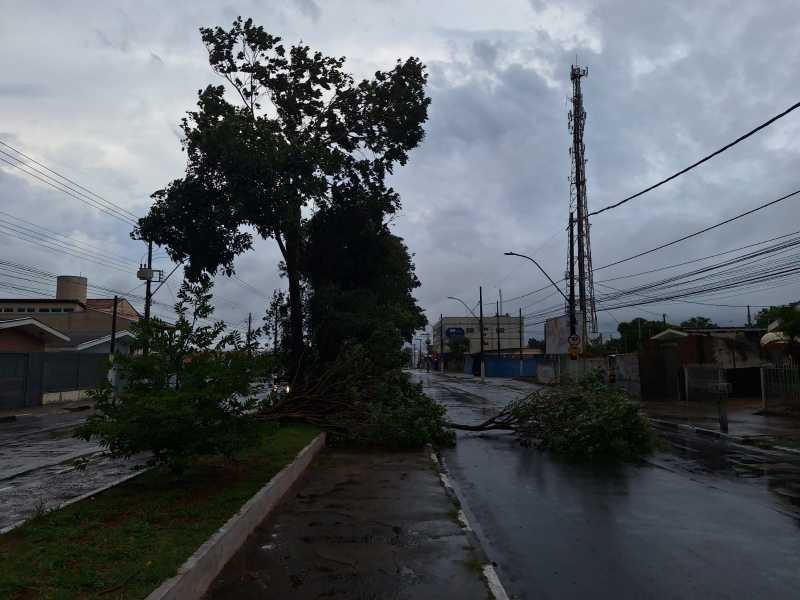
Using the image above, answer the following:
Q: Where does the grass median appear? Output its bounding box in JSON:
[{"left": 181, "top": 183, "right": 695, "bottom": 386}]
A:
[{"left": 0, "top": 422, "right": 318, "bottom": 600}]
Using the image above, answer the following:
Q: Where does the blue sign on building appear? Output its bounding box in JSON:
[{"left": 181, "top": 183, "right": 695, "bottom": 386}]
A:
[{"left": 445, "top": 327, "right": 465, "bottom": 338}]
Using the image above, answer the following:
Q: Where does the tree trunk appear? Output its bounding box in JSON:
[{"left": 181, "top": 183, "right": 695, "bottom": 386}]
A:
[{"left": 284, "top": 205, "right": 305, "bottom": 383}]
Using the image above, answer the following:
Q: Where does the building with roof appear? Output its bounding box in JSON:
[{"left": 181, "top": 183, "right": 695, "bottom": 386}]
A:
[{"left": 0, "top": 275, "right": 140, "bottom": 353}]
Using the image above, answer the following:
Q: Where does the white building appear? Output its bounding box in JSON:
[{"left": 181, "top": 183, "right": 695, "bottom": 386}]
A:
[{"left": 432, "top": 315, "right": 524, "bottom": 356}]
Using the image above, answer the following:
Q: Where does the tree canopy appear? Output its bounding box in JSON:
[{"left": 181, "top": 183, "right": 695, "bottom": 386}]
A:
[{"left": 137, "top": 17, "right": 430, "bottom": 377}]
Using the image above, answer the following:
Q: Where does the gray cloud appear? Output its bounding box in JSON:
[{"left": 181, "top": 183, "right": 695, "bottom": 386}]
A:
[{"left": 0, "top": 0, "right": 799, "bottom": 338}]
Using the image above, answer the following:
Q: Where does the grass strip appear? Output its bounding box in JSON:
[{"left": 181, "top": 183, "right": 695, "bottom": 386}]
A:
[{"left": 0, "top": 423, "right": 318, "bottom": 600}]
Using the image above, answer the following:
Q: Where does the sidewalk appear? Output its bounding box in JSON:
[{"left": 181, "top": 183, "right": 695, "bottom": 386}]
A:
[
  {"left": 641, "top": 398, "right": 800, "bottom": 443},
  {"left": 205, "top": 448, "right": 491, "bottom": 599}
]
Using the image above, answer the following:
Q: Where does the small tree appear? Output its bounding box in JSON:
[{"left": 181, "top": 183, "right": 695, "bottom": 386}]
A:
[
  {"left": 680, "top": 316, "right": 717, "bottom": 329},
  {"left": 78, "top": 276, "right": 258, "bottom": 473}
]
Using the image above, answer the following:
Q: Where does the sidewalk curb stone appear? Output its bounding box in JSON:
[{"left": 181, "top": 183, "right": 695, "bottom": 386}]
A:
[
  {"left": 429, "top": 447, "right": 511, "bottom": 600},
  {"left": 146, "top": 432, "right": 326, "bottom": 600}
]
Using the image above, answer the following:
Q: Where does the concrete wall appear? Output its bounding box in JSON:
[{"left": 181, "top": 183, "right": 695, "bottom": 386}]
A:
[{"left": 0, "top": 330, "right": 45, "bottom": 352}]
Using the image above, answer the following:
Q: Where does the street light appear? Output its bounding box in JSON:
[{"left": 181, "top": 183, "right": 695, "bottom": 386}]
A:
[
  {"left": 447, "top": 296, "right": 478, "bottom": 318},
  {"left": 503, "top": 252, "right": 568, "bottom": 303},
  {"left": 505, "top": 250, "right": 577, "bottom": 342}
]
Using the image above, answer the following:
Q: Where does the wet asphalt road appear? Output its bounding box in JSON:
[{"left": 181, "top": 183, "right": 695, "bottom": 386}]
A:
[
  {"left": 0, "top": 410, "right": 146, "bottom": 531},
  {"left": 414, "top": 372, "right": 800, "bottom": 600}
]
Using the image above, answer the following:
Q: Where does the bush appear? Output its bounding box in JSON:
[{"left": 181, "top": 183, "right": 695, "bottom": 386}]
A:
[
  {"left": 346, "top": 371, "right": 455, "bottom": 448},
  {"left": 511, "top": 371, "right": 654, "bottom": 461},
  {"left": 78, "top": 277, "right": 262, "bottom": 473}
]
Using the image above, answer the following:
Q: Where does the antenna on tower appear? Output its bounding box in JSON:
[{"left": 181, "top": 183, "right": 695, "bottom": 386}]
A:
[{"left": 567, "top": 63, "right": 598, "bottom": 343}]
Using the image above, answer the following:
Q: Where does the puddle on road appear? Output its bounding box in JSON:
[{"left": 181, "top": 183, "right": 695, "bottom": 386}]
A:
[{"left": 658, "top": 429, "right": 800, "bottom": 515}]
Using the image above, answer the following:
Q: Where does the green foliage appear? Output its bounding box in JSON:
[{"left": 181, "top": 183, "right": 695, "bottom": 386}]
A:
[
  {"left": 616, "top": 318, "right": 673, "bottom": 351},
  {"left": 336, "top": 369, "right": 455, "bottom": 449},
  {"left": 527, "top": 337, "right": 545, "bottom": 350},
  {"left": 1, "top": 424, "right": 317, "bottom": 599},
  {"left": 755, "top": 304, "right": 800, "bottom": 338},
  {"left": 680, "top": 316, "right": 717, "bottom": 329},
  {"left": 512, "top": 372, "right": 654, "bottom": 461},
  {"left": 78, "top": 277, "right": 261, "bottom": 473},
  {"left": 449, "top": 336, "right": 470, "bottom": 361},
  {"left": 304, "top": 201, "right": 427, "bottom": 369},
  {"left": 137, "top": 16, "right": 431, "bottom": 377}
]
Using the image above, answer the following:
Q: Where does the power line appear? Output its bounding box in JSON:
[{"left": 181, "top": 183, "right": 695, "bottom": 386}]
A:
[
  {"left": 0, "top": 140, "right": 139, "bottom": 223},
  {"left": 588, "top": 100, "right": 800, "bottom": 217},
  {"left": 594, "top": 187, "right": 800, "bottom": 272}
]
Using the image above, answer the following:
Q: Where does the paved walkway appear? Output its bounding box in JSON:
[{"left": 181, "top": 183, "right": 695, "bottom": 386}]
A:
[
  {"left": 641, "top": 398, "right": 800, "bottom": 441},
  {"left": 205, "top": 449, "right": 490, "bottom": 599}
]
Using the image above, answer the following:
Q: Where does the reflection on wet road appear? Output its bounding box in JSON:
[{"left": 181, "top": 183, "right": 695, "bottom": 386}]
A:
[{"left": 414, "top": 372, "right": 800, "bottom": 600}]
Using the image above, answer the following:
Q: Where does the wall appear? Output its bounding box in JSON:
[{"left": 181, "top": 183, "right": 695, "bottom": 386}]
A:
[{"left": 0, "top": 329, "right": 45, "bottom": 352}]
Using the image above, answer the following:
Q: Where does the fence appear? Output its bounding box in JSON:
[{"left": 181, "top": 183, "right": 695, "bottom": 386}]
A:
[
  {"left": 684, "top": 364, "right": 730, "bottom": 403},
  {"left": 762, "top": 365, "right": 800, "bottom": 412},
  {"left": 463, "top": 354, "right": 553, "bottom": 378},
  {"left": 0, "top": 352, "right": 109, "bottom": 410}
]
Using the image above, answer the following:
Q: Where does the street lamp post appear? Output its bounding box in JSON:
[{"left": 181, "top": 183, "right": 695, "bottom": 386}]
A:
[{"left": 504, "top": 250, "right": 575, "bottom": 336}]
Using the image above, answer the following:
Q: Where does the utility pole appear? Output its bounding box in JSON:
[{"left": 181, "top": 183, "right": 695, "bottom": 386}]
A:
[
  {"left": 109, "top": 295, "right": 118, "bottom": 355},
  {"left": 663, "top": 313, "right": 667, "bottom": 325},
  {"left": 247, "top": 312, "right": 253, "bottom": 357},
  {"left": 479, "top": 286, "right": 485, "bottom": 382},
  {"left": 142, "top": 240, "right": 153, "bottom": 355},
  {"left": 440, "top": 313, "right": 445, "bottom": 373},
  {"left": 747, "top": 305, "right": 752, "bottom": 327},
  {"left": 496, "top": 300, "right": 501, "bottom": 355},
  {"left": 519, "top": 307, "right": 524, "bottom": 376},
  {"left": 568, "top": 211, "right": 577, "bottom": 337},
  {"left": 499, "top": 289, "right": 503, "bottom": 315},
  {"left": 143, "top": 240, "right": 153, "bottom": 323},
  {"left": 569, "top": 64, "right": 597, "bottom": 342}
]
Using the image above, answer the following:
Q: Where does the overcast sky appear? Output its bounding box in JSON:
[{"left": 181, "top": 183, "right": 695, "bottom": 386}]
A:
[{"left": 2, "top": 0, "right": 800, "bottom": 340}]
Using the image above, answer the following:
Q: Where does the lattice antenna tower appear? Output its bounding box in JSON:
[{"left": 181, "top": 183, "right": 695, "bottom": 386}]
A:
[{"left": 568, "top": 64, "right": 598, "bottom": 339}]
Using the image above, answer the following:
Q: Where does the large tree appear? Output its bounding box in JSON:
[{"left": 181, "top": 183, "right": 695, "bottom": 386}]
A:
[
  {"left": 137, "top": 17, "right": 430, "bottom": 377},
  {"left": 303, "top": 201, "right": 426, "bottom": 370}
]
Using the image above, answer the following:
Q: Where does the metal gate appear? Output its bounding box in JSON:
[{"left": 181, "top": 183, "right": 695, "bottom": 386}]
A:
[
  {"left": 0, "top": 353, "right": 28, "bottom": 409},
  {"left": 763, "top": 365, "right": 800, "bottom": 411}
]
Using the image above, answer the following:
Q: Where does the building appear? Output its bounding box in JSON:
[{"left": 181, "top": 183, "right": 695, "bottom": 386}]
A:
[
  {"left": 432, "top": 315, "right": 524, "bottom": 358},
  {"left": 0, "top": 275, "right": 140, "bottom": 353},
  {"left": 0, "top": 317, "right": 71, "bottom": 352}
]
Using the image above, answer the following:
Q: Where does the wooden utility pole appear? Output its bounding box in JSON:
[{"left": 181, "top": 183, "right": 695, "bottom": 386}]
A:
[
  {"left": 479, "top": 286, "right": 485, "bottom": 381},
  {"left": 496, "top": 301, "right": 501, "bottom": 355},
  {"left": 519, "top": 307, "right": 524, "bottom": 376},
  {"left": 440, "top": 313, "right": 445, "bottom": 373},
  {"left": 109, "top": 296, "right": 118, "bottom": 355}
]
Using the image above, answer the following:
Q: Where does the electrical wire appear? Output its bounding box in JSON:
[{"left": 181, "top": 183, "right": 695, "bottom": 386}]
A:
[
  {"left": 593, "top": 187, "right": 800, "bottom": 272},
  {"left": 588, "top": 100, "right": 800, "bottom": 217}
]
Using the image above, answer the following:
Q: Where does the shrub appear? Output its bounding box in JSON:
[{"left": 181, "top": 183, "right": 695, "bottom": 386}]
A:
[
  {"left": 78, "top": 277, "right": 261, "bottom": 473},
  {"left": 510, "top": 372, "right": 654, "bottom": 461}
]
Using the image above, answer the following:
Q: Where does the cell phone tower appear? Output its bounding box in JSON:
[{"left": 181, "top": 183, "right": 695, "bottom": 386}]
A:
[{"left": 567, "top": 64, "right": 598, "bottom": 341}]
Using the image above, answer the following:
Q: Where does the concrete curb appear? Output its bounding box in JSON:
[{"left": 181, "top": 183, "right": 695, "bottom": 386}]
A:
[
  {"left": 146, "top": 432, "right": 326, "bottom": 600},
  {"left": 650, "top": 418, "right": 800, "bottom": 458},
  {"left": 428, "top": 448, "right": 510, "bottom": 600}
]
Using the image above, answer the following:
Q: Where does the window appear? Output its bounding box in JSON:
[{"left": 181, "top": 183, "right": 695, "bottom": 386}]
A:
[
  {"left": 498, "top": 328, "right": 505, "bottom": 333},
  {"left": 38, "top": 308, "right": 50, "bottom": 313},
  {"left": 63, "top": 308, "right": 74, "bottom": 313},
  {"left": 26, "top": 308, "right": 35, "bottom": 313},
  {"left": 2, "top": 308, "right": 12, "bottom": 313},
  {"left": 50, "top": 308, "right": 62, "bottom": 313},
  {"left": 466, "top": 327, "right": 474, "bottom": 333},
  {"left": 483, "top": 327, "right": 489, "bottom": 331}
]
